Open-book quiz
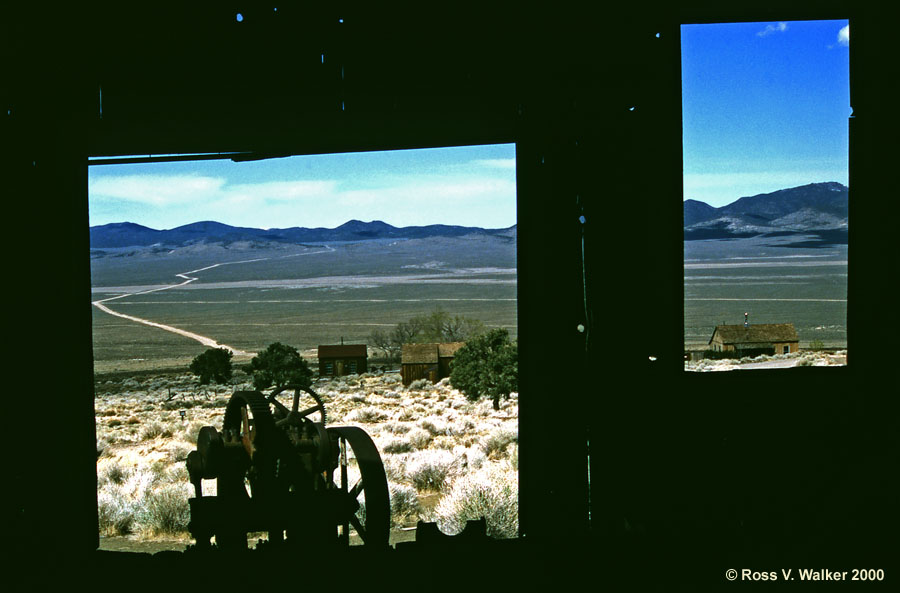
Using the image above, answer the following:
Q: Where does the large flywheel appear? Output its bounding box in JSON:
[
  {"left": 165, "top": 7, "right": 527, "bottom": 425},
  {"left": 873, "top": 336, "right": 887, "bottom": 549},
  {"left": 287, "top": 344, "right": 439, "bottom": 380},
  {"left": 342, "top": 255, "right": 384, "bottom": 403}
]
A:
[{"left": 328, "top": 426, "right": 390, "bottom": 547}]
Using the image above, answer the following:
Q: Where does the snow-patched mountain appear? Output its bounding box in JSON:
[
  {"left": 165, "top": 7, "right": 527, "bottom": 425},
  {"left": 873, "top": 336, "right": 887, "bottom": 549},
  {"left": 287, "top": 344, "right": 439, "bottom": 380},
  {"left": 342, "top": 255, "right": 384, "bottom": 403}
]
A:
[{"left": 684, "top": 182, "right": 848, "bottom": 240}]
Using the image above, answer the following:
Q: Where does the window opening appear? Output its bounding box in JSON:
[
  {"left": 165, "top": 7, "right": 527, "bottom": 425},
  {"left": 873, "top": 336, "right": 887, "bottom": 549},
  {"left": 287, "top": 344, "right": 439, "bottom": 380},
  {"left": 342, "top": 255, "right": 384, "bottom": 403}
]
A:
[
  {"left": 89, "top": 143, "right": 518, "bottom": 549},
  {"left": 682, "top": 20, "right": 849, "bottom": 371}
]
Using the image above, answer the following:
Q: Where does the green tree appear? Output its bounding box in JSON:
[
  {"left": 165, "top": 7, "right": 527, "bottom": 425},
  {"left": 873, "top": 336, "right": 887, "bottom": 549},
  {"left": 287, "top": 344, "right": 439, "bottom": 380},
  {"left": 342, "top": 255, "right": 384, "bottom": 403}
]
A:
[
  {"left": 247, "top": 342, "right": 313, "bottom": 390},
  {"left": 450, "top": 328, "right": 517, "bottom": 410},
  {"left": 189, "top": 348, "right": 233, "bottom": 386}
]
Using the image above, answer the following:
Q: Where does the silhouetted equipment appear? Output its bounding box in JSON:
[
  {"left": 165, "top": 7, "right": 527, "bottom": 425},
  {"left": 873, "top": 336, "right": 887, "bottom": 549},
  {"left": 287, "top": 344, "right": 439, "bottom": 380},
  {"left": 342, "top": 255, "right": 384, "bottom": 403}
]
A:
[{"left": 185, "top": 385, "right": 389, "bottom": 551}]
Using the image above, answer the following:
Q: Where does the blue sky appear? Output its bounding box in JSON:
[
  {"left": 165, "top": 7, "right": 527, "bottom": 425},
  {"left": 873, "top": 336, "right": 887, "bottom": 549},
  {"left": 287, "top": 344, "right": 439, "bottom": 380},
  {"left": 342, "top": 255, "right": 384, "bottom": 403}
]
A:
[
  {"left": 88, "top": 143, "right": 517, "bottom": 230},
  {"left": 682, "top": 19, "right": 850, "bottom": 207}
]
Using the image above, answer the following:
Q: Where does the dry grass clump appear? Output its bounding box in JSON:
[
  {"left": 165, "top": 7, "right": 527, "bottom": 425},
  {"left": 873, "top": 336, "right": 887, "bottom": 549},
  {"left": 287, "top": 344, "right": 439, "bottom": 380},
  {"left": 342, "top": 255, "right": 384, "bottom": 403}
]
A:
[
  {"left": 432, "top": 464, "right": 518, "bottom": 539},
  {"left": 345, "top": 406, "right": 388, "bottom": 423},
  {"left": 381, "top": 437, "right": 413, "bottom": 454},
  {"left": 408, "top": 378, "right": 432, "bottom": 391},
  {"left": 389, "top": 483, "right": 421, "bottom": 526},
  {"left": 383, "top": 456, "right": 407, "bottom": 482},
  {"left": 138, "top": 483, "right": 192, "bottom": 534},
  {"left": 418, "top": 416, "right": 449, "bottom": 436},
  {"left": 480, "top": 427, "right": 518, "bottom": 459},
  {"left": 168, "top": 441, "right": 194, "bottom": 462},
  {"left": 140, "top": 420, "right": 175, "bottom": 441},
  {"left": 381, "top": 421, "right": 412, "bottom": 435},
  {"left": 98, "top": 487, "right": 137, "bottom": 535},
  {"left": 406, "top": 450, "right": 459, "bottom": 492},
  {"left": 406, "top": 428, "right": 433, "bottom": 450}
]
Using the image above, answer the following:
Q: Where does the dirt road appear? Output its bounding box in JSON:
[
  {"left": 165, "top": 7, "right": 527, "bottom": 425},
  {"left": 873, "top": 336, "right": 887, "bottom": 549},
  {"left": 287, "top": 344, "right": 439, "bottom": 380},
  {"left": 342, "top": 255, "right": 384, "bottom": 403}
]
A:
[{"left": 91, "top": 248, "right": 335, "bottom": 356}]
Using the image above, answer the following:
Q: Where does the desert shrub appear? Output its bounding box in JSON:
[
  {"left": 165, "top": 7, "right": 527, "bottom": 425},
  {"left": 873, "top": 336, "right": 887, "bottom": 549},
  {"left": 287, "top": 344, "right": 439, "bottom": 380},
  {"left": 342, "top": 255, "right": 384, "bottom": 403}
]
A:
[
  {"left": 100, "top": 462, "right": 130, "bottom": 486},
  {"left": 382, "top": 390, "right": 402, "bottom": 399},
  {"left": 407, "top": 450, "right": 456, "bottom": 492},
  {"left": 202, "top": 396, "right": 229, "bottom": 409},
  {"left": 508, "top": 443, "right": 519, "bottom": 471},
  {"left": 418, "top": 416, "right": 449, "bottom": 436},
  {"left": 481, "top": 428, "right": 518, "bottom": 458},
  {"left": 396, "top": 408, "right": 416, "bottom": 422},
  {"left": 137, "top": 483, "right": 192, "bottom": 534},
  {"left": 408, "top": 378, "right": 432, "bottom": 391},
  {"left": 125, "top": 415, "right": 141, "bottom": 425},
  {"left": 162, "top": 399, "right": 200, "bottom": 411},
  {"left": 382, "top": 437, "right": 413, "bottom": 454},
  {"left": 106, "top": 418, "right": 123, "bottom": 427},
  {"left": 348, "top": 393, "right": 367, "bottom": 403},
  {"left": 180, "top": 421, "right": 206, "bottom": 444},
  {"left": 383, "top": 456, "right": 408, "bottom": 482},
  {"left": 474, "top": 399, "right": 495, "bottom": 417},
  {"left": 381, "top": 421, "right": 411, "bottom": 435},
  {"left": 346, "top": 406, "right": 388, "bottom": 423},
  {"left": 169, "top": 441, "right": 194, "bottom": 462},
  {"left": 140, "top": 421, "right": 174, "bottom": 441},
  {"left": 431, "top": 437, "right": 456, "bottom": 450},
  {"left": 796, "top": 355, "right": 816, "bottom": 367},
  {"left": 98, "top": 487, "right": 136, "bottom": 536},
  {"left": 456, "top": 445, "right": 486, "bottom": 470},
  {"left": 389, "top": 483, "right": 421, "bottom": 525},
  {"left": 433, "top": 465, "right": 518, "bottom": 539},
  {"left": 407, "top": 428, "right": 433, "bottom": 450},
  {"left": 163, "top": 464, "right": 189, "bottom": 484},
  {"left": 500, "top": 403, "right": 518, "bottom": 418},
  {"left": 96, "top": 438, "right": 110, "bottom": 458}
]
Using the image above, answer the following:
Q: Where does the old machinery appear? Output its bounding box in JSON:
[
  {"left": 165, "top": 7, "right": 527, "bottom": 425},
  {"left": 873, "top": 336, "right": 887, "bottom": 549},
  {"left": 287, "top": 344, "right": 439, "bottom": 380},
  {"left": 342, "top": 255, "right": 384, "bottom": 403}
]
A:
[{"left": 185, "top": 384, "right": 389, "bottom": 551}]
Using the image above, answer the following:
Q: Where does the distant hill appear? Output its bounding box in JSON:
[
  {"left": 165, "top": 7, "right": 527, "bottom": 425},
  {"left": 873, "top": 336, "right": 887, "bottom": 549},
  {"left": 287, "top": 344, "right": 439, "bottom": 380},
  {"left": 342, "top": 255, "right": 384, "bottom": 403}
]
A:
[
  {"left": 684, "top": 182, "right": 848, "bottom": 241},
  {"left": 90, "top": 219, "right": 517, "bottom": 249}
]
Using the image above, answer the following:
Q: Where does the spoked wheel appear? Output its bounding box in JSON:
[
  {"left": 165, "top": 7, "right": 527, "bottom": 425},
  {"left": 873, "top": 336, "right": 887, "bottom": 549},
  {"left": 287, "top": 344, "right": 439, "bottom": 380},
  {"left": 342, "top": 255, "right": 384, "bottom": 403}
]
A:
[
  {"left": 328, "top": 426, "right": 390, "bottom": 548},
  {"left": 265, "top": 383, "right": 327, "bottom": 425}
]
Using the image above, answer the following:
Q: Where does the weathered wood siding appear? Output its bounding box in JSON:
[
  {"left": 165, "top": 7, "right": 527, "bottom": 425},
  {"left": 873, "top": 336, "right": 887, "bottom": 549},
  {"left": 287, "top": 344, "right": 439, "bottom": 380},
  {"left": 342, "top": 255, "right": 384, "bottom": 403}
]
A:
[{"left": 401, "top": 363, "right": 438, "bottom": 386}]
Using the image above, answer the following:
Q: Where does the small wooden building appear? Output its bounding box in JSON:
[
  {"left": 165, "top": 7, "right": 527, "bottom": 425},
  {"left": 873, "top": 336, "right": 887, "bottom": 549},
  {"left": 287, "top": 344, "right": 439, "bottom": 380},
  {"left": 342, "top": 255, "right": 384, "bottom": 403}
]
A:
[
  {"left": 318, "top": 344, "right": 368, "bottom": 377},
  {"left": 401, "top": 342, "right": 465, "bottom": 386},
  {"left": 709, "top": 323, "right": 799, "bottom": 357}
]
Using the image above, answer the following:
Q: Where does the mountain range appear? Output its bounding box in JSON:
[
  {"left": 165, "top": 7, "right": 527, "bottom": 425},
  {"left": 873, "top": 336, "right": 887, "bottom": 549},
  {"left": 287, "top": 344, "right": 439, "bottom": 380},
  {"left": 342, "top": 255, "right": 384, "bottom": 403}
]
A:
[
  {"left": 90, "top": 219, "right": 517, "bottom": 249},
  {"left": 684, "top": 182, "right": 848, "bottom": 241}
]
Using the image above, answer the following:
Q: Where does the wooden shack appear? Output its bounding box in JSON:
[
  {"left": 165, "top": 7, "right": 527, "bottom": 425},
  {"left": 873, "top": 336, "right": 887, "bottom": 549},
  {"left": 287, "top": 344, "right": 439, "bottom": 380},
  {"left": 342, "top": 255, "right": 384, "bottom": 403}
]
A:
[
  {"left": 401, "top": 342, "right": 465, "bottom": 386},
  {"left": 708, "top": 323, "right": 799, "bottom": 357},
  {"left": 317, "top": 344, "right": 368, "bottom": 377}
]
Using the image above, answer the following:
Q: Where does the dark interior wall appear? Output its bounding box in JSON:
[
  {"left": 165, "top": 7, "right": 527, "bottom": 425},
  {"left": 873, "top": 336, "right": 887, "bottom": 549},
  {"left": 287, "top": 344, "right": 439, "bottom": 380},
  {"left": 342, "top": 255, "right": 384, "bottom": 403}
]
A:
[{"left": 5, "top": 1, "right": 896, "bottom": 587}]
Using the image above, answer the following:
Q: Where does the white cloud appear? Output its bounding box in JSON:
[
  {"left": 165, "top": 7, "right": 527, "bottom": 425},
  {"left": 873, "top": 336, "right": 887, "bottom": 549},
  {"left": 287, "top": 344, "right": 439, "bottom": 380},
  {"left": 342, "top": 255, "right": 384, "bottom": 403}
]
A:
[
  {"left": 228, "top": 180, "right": 338, "bottom": 201},
  {"left": 89, "top": 175, "right": 226, "bottom": 206},
  {"left": 757, "top": 22, "right": 788, "bottom": 37},
  {"left": 336, "top": 178, "right": 515, "bottom": 207},
  {"left": 473, "top": 158, "right": 516, "bottom": 169},
  {"left": 89, "top": 166, "right": 517, "bottom": 228},
  {"left": 837, "top": 24, "right": 850, "bottom": 47}
]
